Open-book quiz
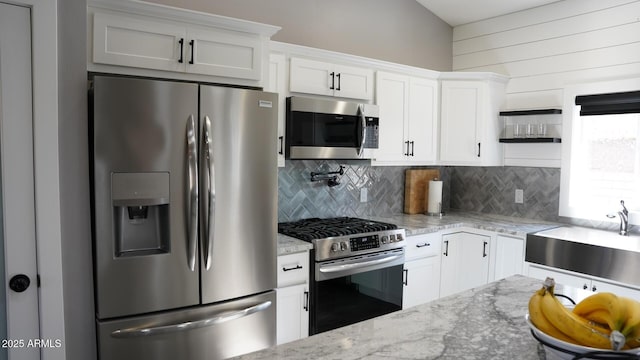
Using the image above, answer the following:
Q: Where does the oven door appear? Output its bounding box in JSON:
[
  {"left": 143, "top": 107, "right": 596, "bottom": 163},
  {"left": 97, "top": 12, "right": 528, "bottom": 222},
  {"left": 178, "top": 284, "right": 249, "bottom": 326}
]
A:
[{"left": 310, "top": 249, "right": 404, "bottom": 335}]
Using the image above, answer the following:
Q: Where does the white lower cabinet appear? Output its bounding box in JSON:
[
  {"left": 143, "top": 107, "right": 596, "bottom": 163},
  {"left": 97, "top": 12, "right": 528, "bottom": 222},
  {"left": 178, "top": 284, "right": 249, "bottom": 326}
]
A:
[
  {"left": 276, "top": 284, "right": 309, "bottom": 344},
  {"left": 491, "top": 234, "right": 525, "bottom": 281},
  {"left": 440, "top": 231, "right": 491, "bottom": 298},
  {"left": 402, "top": 233, "right": 441, "bottom": 309},
  {"left": 276, "top": 251, "right": 309, "bottom": 344},
  {"left": 527, "top": 263, "right": 640, "bottom": 300}
]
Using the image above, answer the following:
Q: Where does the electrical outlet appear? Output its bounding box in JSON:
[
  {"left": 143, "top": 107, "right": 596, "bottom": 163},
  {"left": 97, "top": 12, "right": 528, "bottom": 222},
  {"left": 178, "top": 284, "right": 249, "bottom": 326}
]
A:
[
  {"left": 515, "top": 189, "right": 524, "bottom": 204},
  {"left": 360, "top": 188, "right": 368, "bottom": 203}
]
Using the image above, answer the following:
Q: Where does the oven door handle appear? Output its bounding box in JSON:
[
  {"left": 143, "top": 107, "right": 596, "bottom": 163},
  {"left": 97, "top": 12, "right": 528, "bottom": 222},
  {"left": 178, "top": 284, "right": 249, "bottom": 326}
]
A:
[{"left": 319, "top": 253, "right": 402, "bottom": 274}]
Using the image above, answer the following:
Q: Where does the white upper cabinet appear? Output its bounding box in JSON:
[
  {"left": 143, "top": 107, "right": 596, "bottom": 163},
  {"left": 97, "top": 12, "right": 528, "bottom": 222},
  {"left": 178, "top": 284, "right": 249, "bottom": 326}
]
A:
[
  {"left": 439, "top": 74, "right": 507, "bottom": 166},
  {"left": 289, "top": 57, "right": 374, "bottom": 100},
  {"left": 373, "top": 71, "right": 438, "bottom": 165},
  {"left": 88, "top": 0, "right": 280, "bottom": 84}
]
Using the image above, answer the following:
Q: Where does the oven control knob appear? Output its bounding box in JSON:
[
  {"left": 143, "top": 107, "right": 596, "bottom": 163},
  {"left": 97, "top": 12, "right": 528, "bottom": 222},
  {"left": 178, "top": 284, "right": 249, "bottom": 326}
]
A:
[
  {"left": 331, "top": 243, "right": 340, "bottom": 252},
  {"left": 340, "top": 242, "right": 348, "bottom": 251},
  {"left": 381, "top": 235, "right": 388, "bottom": 244},
  {"left": 396, "top": 233, "right": 403, "bottom": 241}
]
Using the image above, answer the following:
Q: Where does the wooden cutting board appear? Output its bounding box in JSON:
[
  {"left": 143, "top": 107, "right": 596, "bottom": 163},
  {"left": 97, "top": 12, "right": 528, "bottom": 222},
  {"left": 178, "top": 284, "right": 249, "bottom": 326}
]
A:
[{"left": 404, "top": 169, "right": 440, "bottom": 214}]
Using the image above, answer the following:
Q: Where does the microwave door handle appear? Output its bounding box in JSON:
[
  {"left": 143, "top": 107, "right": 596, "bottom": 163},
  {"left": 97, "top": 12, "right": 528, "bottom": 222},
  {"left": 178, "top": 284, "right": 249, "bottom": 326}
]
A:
[
  {"left": 202, "top": 115, "right": 215, "bottom": 270},
  {"left": 186, "top": 115, "right": 198, "bottom": 271},
  {"left": 357, "top": 104, "right": 366, "bottom": 157},
  {"left": 110, "top": 300, "right": 272, "bottom": 338}
]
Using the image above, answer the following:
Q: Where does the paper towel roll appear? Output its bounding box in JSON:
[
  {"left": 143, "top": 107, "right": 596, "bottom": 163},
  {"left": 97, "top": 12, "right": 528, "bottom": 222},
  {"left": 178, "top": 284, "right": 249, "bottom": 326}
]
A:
[{"left": 427, "top": 180, "right": 443, "bottom": 215}]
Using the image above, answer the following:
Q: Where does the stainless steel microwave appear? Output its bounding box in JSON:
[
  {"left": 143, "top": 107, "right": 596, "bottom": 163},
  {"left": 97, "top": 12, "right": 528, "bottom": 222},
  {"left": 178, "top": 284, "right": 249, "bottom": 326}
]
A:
[{"left": 285, "top": 96, "right": 379, "bottom": 160}]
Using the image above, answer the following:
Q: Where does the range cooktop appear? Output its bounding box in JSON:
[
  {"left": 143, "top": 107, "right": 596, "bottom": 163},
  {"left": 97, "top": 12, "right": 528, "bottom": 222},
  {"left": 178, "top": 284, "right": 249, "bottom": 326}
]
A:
[{"left": 277, "top": 217, "right": 398, "bottom": 241}]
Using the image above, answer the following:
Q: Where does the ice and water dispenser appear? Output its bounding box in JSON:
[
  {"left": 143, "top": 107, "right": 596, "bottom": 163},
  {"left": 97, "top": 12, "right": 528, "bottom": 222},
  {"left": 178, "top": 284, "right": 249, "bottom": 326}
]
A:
[{"left": 111, "top": 172, "right": 170, "bottom": 257}]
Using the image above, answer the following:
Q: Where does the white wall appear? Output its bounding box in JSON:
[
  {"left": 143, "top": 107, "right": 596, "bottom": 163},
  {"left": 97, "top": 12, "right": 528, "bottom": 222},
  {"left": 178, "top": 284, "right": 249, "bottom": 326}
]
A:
[{"left": 452, "top": 0, "right": 640, "bottom": 110}]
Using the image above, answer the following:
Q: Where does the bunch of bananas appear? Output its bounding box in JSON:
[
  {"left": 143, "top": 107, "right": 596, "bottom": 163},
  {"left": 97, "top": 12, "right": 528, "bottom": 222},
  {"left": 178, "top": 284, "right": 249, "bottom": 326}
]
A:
[{"left": 528, "top": 277, "right": 640, "bottom": 350}]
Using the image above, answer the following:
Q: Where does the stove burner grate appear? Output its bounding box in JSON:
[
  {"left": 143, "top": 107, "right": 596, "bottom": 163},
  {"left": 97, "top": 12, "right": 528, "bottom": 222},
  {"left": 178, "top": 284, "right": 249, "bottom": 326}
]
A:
[{"left": 278, "top": 217, "right": 398, "bottom": 241}]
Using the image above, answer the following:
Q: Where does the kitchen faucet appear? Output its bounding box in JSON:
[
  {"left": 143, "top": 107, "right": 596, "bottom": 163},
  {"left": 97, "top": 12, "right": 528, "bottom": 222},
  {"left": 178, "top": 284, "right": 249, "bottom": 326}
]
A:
[{"left": 607, "top": 200, "right": 629, "bottom": 236}]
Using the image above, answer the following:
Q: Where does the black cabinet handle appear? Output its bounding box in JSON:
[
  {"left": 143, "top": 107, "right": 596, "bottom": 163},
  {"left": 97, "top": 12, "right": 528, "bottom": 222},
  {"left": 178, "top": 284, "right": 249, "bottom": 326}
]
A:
[
  {"left": 477, "top": 142, "right": 481, "bottom": 157},
  {"left": 410, "top": 141, "right": 415, "bottom": 156},
  {"left": 592, "top": 285, "right": 597, "bottom": 292},
  {"left": 178, "top": 38, "right": 184, "bottom": 63},
  {"left": 403, "top": 269, "right": 408, "bottom": 286},
  {"left": 188, "top": 40, "right": 195, "bottom": 65},
  {"left": 329, "top": 72, "right": 335, "bottom": 90},
  {"left": 583, "top": 284, "right": 588, "bottom": 290},
  {"left": 404, "top": 141, "right": 410, "bottom": 156},
  {"left": 483, "top": 241, "right": 488, "bottom": 257},
  {"left": 282, "top": 265, "right": 303, "bottom": 272},
  {"left": 278, "top": 136, "right": 284, "bottom": 155},
  {"left": 443, "top": 240, "right": 449, "bottom": 256},
  {"left": 336, "top": 73, "right": 341, "bottom": 91},
  {"left": 303, "top": 291, "right": 309, "bottom": 311},
  {"left": 9, "top": 274, "right": 30, "bottom": 293},
  {"left": 416, "top": 243, "right": 430, "bottom": 248}
]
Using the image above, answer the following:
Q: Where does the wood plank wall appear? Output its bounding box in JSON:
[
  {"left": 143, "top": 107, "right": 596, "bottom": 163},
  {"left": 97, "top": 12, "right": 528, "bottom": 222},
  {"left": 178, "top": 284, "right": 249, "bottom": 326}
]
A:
[{"left": 452, "top": 0, "right": 640, "bottom": 110}]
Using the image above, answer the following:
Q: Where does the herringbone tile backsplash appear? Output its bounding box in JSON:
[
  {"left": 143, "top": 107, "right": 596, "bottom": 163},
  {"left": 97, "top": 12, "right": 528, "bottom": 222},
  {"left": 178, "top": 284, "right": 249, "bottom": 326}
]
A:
[
  {"left": 278, "top": 161, "right": 562, "bottom": 222},
  {"left": 448, "top": 166, "right": 560, "bottom": 222}
]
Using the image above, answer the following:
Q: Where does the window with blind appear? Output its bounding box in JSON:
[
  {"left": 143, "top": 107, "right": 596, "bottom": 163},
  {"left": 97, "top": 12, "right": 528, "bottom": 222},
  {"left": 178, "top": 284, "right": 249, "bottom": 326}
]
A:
[{"left": 560, "top": 86, "right": 640, "bottom": 224}]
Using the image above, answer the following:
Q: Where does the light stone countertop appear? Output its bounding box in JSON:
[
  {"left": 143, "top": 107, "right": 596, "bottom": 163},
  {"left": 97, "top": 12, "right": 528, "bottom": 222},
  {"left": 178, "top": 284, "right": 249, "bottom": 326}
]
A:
[
  {"left": 277, "top": 233, "right": 313, "bottom": 256},
  {"left": 371, "top": 211, "right": 562, "bottom": 237},
  {"left": 234, "top": 275, "right": 548, "bottom": 360},
  {"left": 276, "top": 211, "right": 561, "bottom": 255}
]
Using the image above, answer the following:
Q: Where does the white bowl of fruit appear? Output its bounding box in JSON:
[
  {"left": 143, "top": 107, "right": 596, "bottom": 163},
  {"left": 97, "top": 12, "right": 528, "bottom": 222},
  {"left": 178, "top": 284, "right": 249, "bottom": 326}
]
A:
[{"left": 526, "top": 277, "right": 640, "bottom": 360}]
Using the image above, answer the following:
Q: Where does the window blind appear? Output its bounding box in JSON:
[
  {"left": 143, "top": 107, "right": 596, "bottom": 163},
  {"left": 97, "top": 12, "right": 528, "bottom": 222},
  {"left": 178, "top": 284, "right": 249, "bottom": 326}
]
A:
[{"left": 575, "top": 90, "right": 640, "bottom": 116}]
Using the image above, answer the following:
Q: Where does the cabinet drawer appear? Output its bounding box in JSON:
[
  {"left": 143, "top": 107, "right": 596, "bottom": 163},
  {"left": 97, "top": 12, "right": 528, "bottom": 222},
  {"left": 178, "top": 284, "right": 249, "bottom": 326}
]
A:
[
  {"left": 277, "top": 252, "right": 309, "bottom": 287},
  {"left": 405, "top": 233, "right": 441, "bottom": 261}
]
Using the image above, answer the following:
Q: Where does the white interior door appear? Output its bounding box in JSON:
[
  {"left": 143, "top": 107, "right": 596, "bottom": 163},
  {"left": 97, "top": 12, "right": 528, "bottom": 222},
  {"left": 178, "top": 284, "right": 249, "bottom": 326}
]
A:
[{"left": 0, "top": 3, "right": 41, "bottom": 359}]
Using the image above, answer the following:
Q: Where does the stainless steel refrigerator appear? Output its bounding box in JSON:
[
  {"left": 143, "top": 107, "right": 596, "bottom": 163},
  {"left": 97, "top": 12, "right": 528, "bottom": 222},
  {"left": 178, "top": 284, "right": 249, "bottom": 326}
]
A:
[{"left": 90, "top": 75, "right": 278, "bottom": 360}]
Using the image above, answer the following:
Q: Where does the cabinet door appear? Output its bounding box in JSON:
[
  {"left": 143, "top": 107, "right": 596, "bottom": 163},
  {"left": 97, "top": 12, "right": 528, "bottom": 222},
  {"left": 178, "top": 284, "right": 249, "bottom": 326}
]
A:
[
  {"left": 440, "top": 232, "right": 490, "bottom": 298},
  {"left": 334, "top": 64, "right": 374, "bottom": 100},
  {"left": 289, "top": 57, "right": 334, "bottom": 96},
  {"left": 408, "top": 77, "right": 438, "bottom": 163},
  {"left": 276, "top": 284, "right": 309, "bottom": 345},
  {"left": 590, "top": 281, "right": 640, "bottom": 300},
  {"left": 439, "top": 81, "right": 482, "bottom": 164},
  {"left": 373, "top": 71, "right": 409, "bottom": 163},
  {"left": 493, "top": 235, "right": 525, "bottom": 281},
  {"left": 528, "top": 265, "right": 591, "bottom": 291},
  {"left": 403, "top": 256, "right": 441, "bottom": 309},
  {"left": 93, "top": 11, "right": 186, "bottom": 73},
  {"left": 267, "top": 53, "right": 287, "bottom": 167},
  {"left": 186, "top": 27, "right": 262, "bottom": 80}
]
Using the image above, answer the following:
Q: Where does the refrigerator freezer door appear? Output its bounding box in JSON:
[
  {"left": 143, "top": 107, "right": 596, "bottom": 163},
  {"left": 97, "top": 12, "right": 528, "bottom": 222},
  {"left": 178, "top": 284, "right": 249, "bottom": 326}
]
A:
[
  {"left": 199, "top": 86, "right": 278, "bottom": 304},
  {"left": 92, "top": 76, "right": 200, "bottom": 319},
  {"left": 97, "top": 291, "right": 276, "bottom": 360}
]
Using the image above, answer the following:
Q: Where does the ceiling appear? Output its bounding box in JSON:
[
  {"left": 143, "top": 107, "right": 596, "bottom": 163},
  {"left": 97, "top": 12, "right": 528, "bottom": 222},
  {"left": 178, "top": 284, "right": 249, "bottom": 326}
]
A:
[{"left": 416, "top": 0, "right": 561, "bottom": 27}]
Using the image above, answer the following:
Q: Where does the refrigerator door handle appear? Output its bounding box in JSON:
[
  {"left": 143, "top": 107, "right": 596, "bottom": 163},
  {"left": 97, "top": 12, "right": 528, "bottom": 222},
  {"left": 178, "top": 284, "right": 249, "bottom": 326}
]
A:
[
  {"left": 186, "top": 115, "right": 198, "bottom": 271},
  {"left": 202, "top": 115, "right": 215, "bottom": 270},
  {"left": 110, "top": 300, "right": 272, "bottom": 338}
]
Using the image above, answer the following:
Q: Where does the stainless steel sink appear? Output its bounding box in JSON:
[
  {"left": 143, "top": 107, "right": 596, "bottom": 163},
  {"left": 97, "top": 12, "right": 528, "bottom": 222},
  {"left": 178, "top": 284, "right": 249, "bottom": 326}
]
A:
[{"left": 526, "top": 226, "right": 640, "bottom": 287}]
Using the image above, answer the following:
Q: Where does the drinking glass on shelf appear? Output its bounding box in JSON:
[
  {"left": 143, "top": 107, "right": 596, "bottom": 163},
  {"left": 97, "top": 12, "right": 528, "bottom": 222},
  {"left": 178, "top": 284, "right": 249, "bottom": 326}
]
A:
[
  {"left": 513, "top": 122, "right": 524, "bottom": 138},
  {"left": 526, "top": 123, "right": 538, "bottom": 138},
  {"left": 538, "top": 123, "right": 547, "bottom": 137}
]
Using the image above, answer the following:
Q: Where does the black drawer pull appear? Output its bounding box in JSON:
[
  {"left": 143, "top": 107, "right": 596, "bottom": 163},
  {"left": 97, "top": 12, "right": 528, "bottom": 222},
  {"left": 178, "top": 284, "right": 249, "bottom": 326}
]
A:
[
  {"left": 416, "top": 243, "right": 430, "bottom": 248},
  {"left": 282, "top": 265, "right": 303, "bottom": 272}
]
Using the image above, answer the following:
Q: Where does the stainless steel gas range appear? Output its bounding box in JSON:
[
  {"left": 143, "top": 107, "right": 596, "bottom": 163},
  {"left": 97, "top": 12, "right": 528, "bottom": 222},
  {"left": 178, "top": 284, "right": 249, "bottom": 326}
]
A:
[{"left": 278, "top": 217, "right": 406, "bottom": 335}]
